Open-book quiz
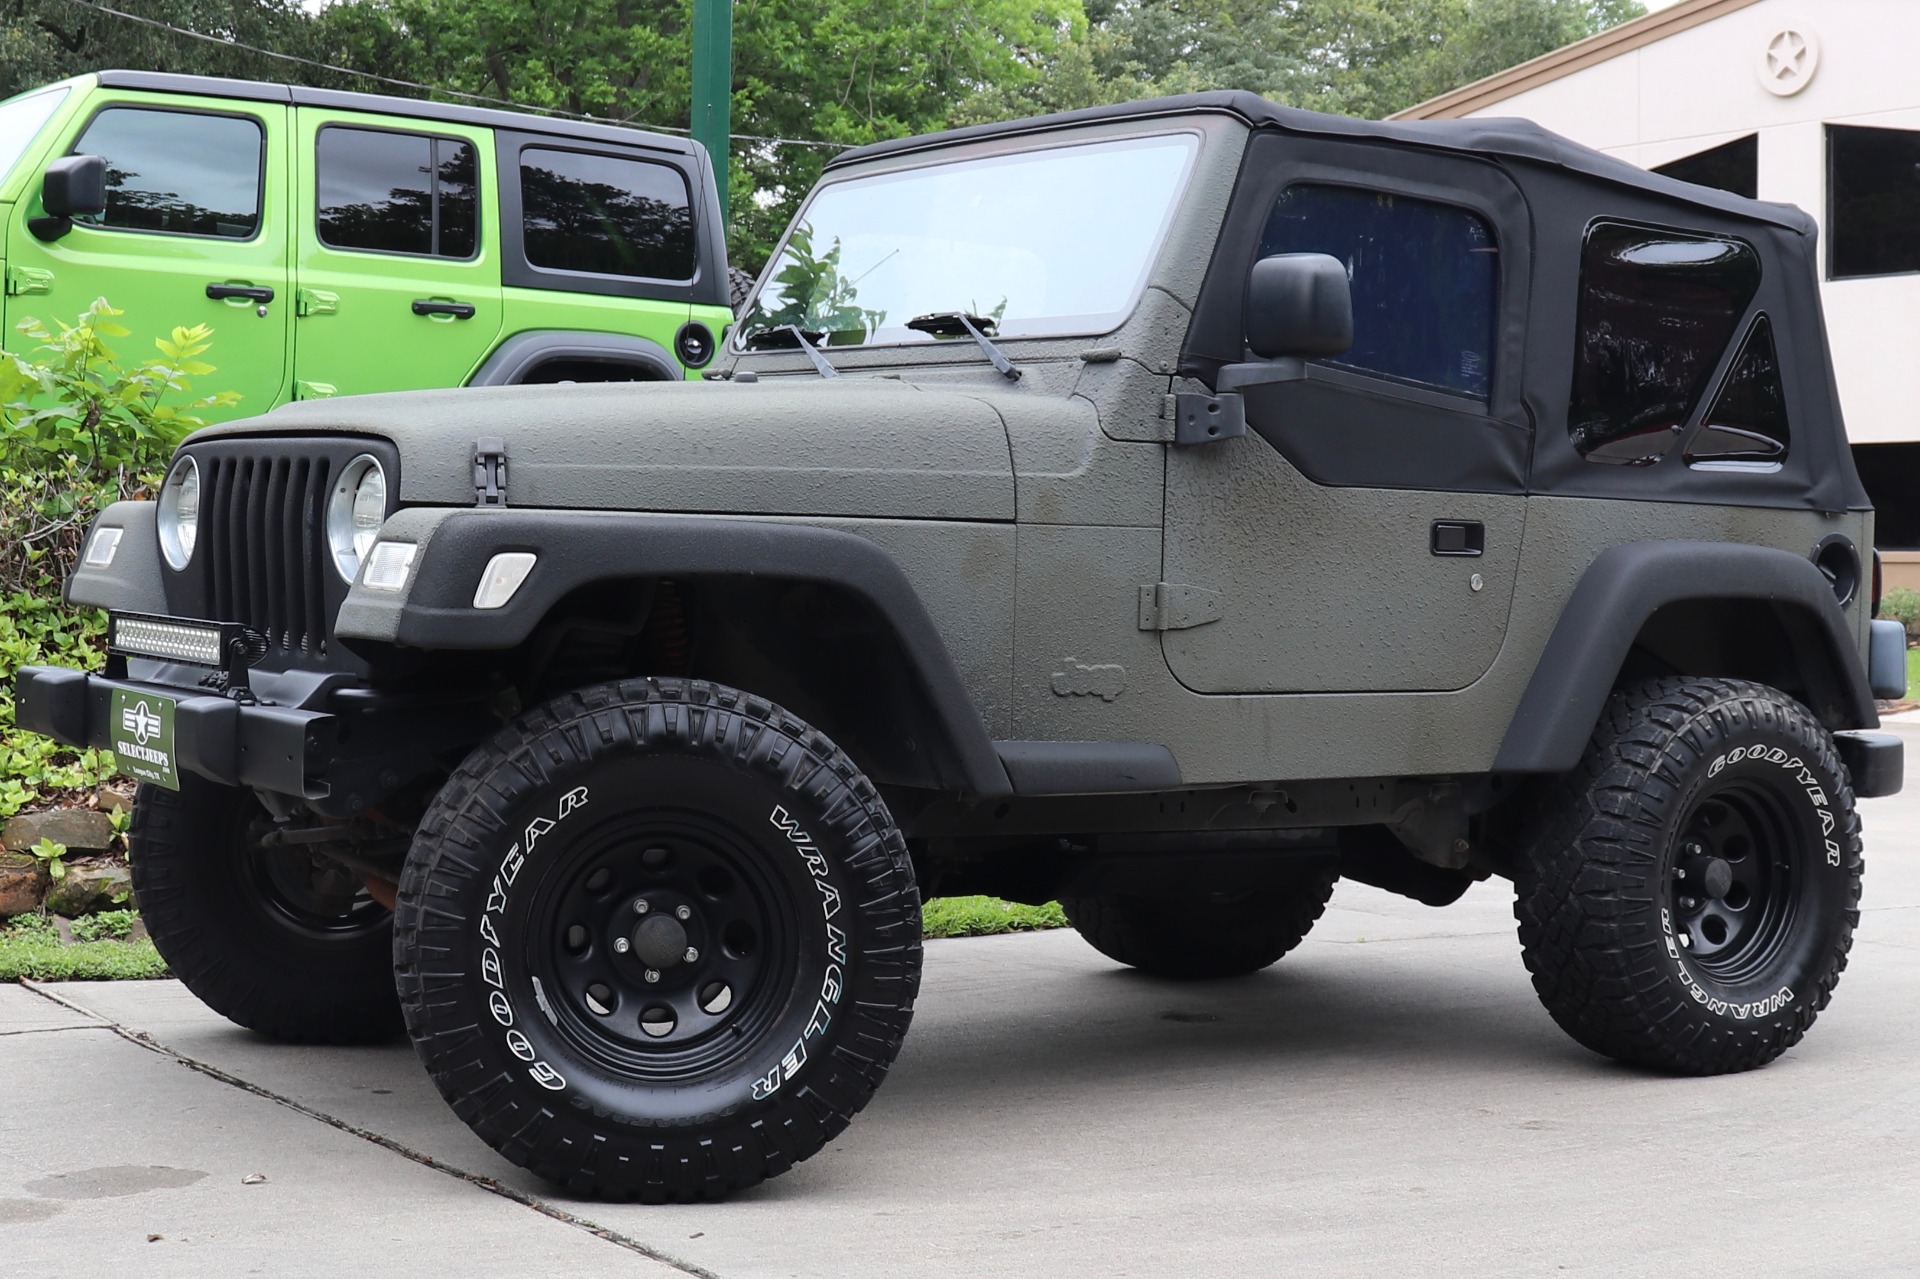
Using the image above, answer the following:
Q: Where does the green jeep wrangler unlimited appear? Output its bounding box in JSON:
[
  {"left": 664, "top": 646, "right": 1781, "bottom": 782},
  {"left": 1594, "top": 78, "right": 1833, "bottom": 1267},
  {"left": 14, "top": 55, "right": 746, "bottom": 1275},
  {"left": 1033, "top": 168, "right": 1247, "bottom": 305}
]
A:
[
  {"left": 0, "top": 71, "right": 731, "bottom": 407},
  {"left": 15, "top": 91, "right": 1909, "bottom": 1202}
]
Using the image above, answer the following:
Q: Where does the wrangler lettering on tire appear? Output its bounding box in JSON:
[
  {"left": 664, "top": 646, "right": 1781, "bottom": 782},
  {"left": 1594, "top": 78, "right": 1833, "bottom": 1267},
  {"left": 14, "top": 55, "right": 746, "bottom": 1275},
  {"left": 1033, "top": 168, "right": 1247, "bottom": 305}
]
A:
[{"left": 392, "top": 679, "right": 921, "bottom": 1201}]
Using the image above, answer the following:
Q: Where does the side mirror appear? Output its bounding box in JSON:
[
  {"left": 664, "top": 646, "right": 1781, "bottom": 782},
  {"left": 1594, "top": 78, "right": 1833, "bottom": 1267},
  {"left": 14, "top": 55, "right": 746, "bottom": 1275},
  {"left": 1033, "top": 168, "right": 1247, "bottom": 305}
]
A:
[
  {"left": 1245, "top": 252, "right": 1352, "bottom": 359},
  {"left": 32, "top": 154, "right": 106, "bottom": 241}
]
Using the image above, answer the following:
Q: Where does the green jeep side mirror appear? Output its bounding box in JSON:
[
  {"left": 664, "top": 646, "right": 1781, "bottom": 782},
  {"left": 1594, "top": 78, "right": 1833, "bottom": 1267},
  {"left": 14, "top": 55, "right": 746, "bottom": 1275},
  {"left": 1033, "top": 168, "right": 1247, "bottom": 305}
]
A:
[
  {"left": 1245, "top": 252, "right": 1353, "bottom": 360},
  {"left": 32, "top": 154, "right": 107, "bottom": 241}
]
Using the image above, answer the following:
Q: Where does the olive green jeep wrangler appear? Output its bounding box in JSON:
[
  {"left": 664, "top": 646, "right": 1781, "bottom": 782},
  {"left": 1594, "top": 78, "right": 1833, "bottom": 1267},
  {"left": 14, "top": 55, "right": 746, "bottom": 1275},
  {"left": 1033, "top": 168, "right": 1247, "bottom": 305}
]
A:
[{"left": 15, "top": 91, "right": 1907, "bottom": 1201}]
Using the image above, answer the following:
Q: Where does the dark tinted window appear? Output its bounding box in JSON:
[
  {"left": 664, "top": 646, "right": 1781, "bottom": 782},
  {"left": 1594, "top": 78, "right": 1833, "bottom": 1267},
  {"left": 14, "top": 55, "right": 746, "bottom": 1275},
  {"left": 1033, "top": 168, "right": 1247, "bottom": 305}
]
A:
[
  {"left": 519, "top": 148, "right": 692, "bottom": 280},
  {"left": 1568, "top": 221, "right": 1761, "bottom": 465},
  {"left": 1688, "top": 315, "right": 1789, "bottom": 466},
  {"left": 1828, "top": 124, "right": 1920, "bottom": 279},
  {"left": 317, "top": 127, "right": 477, "bottom": 258},
  {"left": 73, "top": 107, "right": 261, "bottom": 238},
  {"left": 1853, "top": 442, "right": 1920, "bottom": 548},
  {"left": 1653, "top": 134, "right": 1758, "bottom": 199},
  {"left": 1259, "top": 184, "right": 1497, "bottom": 399}
]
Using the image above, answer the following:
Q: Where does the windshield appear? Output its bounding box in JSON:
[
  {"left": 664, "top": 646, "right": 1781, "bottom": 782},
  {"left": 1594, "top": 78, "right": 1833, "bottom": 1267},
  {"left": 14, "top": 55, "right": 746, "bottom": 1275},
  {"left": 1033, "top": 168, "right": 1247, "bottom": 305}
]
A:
[
  {"left": 739, "top": 133, "right": 1198, "bottom": 349},
  {"left": 0, "top": 86, "right": 69, "bottom": 188}
]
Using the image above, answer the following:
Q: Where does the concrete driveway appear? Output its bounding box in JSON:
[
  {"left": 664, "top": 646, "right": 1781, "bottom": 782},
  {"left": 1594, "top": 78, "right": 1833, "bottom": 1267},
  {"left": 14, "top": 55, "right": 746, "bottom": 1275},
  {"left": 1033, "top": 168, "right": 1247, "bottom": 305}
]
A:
[{"left": 5, "top": 721, "right": 1919, "bottom": 1278}]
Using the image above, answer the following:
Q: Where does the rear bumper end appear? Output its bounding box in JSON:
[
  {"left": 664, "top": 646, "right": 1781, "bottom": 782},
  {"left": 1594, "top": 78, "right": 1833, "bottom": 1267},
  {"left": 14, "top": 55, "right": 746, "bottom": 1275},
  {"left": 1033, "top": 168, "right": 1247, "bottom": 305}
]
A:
[
  {"left": 1834, "top": 729, "right": 1903, "bottom": 799},
  {"left": 15, "top": 664, "right": 335, "bottom": 799}
]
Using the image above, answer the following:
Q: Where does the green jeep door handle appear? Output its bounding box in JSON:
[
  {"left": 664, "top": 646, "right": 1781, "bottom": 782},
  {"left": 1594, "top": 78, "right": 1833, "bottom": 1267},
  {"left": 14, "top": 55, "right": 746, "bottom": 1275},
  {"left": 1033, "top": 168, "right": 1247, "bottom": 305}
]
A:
[
  {"left": 206, "top": 282, "right": 274, "bottom": 304},
  {"left": 412, "top": 299, "right": 476, "bottom": 320}
]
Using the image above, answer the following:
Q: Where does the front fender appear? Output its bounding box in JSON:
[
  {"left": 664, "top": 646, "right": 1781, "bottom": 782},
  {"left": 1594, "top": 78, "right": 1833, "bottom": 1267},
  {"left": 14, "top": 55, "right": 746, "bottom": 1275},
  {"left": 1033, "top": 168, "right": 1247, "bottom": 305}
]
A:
[
  {"left": 336, "top": 507, "right": 1013, "bottom": 796},
  {"left": 1494, "top": 540, "right": 1877, "bottom": 776}
]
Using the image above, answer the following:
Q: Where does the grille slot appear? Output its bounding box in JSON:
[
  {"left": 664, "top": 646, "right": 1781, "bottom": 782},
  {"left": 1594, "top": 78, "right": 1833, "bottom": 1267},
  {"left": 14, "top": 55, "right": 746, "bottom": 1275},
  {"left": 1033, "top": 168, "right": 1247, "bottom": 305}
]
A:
[{"left": 199, "top": 452, "right": 337, "bottom": 658}]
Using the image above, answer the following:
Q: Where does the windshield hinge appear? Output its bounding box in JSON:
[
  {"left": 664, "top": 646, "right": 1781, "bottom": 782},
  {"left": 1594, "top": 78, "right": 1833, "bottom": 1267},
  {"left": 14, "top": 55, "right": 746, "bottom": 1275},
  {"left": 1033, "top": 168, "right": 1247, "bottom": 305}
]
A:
[
  {"left": 1138, "top": 582, "right": 1223, "bottom": 632},
  {"left": 1171, "top": 391, "right": 1246, "bottom": 446},
  {"left": 474, "top": 437, "right": 509, "bottom": 507}
]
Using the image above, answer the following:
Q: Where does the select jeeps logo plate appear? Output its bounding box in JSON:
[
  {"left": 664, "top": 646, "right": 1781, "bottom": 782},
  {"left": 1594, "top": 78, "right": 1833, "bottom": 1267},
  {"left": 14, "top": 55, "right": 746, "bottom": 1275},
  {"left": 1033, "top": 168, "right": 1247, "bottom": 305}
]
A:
[{"left": 110, "top": 689, "right": 179, "bottom": 791}]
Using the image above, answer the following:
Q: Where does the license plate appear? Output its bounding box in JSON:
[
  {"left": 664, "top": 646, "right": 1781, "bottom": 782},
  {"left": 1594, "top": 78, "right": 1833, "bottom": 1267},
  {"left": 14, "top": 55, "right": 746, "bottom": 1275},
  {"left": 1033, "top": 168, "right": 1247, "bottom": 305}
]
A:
[{"left": 110, "top": 689, "right": 179, "bottom": 791}]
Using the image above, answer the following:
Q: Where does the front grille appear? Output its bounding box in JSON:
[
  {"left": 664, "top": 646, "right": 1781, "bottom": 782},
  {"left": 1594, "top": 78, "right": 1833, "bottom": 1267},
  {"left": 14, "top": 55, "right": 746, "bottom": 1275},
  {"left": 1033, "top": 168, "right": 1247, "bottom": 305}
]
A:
[{"left": 200, "top": 453, "right": 334, "bottom": 657}]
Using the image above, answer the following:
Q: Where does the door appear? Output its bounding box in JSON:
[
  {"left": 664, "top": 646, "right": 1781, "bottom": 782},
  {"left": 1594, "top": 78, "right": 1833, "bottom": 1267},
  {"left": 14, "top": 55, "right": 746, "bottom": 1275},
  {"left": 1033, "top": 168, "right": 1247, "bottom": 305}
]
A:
[
  {"left": 1162, "top": 140, "right": 1532, "bottom": 694},
  {"left": 290, "top": 109, "right": 502, "bottom": 398},
  {"left": 3, "top": 94, "right": 292, "bottom": 419}
]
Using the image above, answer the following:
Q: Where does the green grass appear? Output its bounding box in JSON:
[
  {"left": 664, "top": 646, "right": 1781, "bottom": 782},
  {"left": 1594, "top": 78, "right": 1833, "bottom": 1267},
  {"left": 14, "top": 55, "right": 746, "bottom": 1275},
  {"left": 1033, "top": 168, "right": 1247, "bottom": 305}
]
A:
[
  {"left": 1905, "top": 645, "right": 1920, "bottom": 698},
  {"left": 0, "top": 913, "right": 167, "bottom": 981},
  {"left": 922, "top": 896, "right": 1067, "bottom": 938}
]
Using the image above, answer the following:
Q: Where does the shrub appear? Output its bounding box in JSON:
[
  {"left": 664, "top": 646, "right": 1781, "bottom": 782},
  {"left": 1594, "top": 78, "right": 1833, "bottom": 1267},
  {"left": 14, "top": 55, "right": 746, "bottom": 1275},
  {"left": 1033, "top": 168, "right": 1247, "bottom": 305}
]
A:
[
  {"left": 0, "top": 299, "right": 237, "bottom": 818},
  {"left": 1881, "top": 586, "right": 1920, "bottom": 643}
]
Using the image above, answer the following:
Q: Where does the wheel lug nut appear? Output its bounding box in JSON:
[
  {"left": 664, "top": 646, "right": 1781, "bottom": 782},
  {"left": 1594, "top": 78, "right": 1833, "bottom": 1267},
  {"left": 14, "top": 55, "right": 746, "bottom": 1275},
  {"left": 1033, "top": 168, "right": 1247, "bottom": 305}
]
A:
[
  {"left": 675, "top": 905, "right": 691, "bottom": 921},
  {"left": 633, "top": 899, "right": 649, "bottom": 915},
  {"left": 612, "top": 936, "right": 630, "bottom": 954},
  {"left": 645, "top": 969, "right": 661, "bottom": 983},
  {"left": 684, "top": 947, "right": 699, "bottom": 963},
  {"left": 1678, "top": 895, "right": 1699, "bottom": 911}
]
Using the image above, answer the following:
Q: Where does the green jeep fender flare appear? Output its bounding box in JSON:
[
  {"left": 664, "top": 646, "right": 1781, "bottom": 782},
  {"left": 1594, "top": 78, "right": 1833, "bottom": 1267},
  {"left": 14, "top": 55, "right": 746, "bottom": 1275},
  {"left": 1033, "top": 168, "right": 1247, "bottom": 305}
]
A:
[
  {"left": 335, "top": 508, "right": 1014, "bottom": 796},
  {"left": 1493, "top": 540, "right": 1878, "bottom": 776}
]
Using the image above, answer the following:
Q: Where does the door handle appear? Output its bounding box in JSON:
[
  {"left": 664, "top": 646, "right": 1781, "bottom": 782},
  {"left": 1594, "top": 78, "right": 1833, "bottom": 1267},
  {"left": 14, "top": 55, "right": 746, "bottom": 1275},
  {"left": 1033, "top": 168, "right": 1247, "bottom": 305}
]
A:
[
  {"left": 412, "top": 299, "right": 475, "bottom": 319},
  {"left": 1431, "top": 521, "right": 1485, "bottom": 557},
  {"left": 207, "top": 283, "right": 274, "bottom": 303}
]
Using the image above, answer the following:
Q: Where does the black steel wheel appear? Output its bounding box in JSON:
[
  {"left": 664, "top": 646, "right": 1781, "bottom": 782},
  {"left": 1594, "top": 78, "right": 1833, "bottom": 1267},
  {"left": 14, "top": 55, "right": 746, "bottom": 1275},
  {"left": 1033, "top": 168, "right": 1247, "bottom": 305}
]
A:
[
  {"left": 1062, "top": 858, "right": 1339, "bottom": 979},
  {"left": 394, "top": 678, "right": 921, "bottom": 1200},
  {"left": 1516, "top": 677, "right": 1862, "bottom": 1074},
  {"left": 130, "top": 774, "right": 402, "bottom": 1044}
]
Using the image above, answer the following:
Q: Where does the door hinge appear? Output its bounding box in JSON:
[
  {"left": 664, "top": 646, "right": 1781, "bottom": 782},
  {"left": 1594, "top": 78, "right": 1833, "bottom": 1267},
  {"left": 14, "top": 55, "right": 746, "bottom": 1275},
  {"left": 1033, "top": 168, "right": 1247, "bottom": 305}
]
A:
[
  {"left": 5, "top": 265, "right": 53, "bottom": 296},
  {"left": 296, "top": 287, "right": 339, "bottom": 317},
  {"left": 1138, "top": 582, "right": 1223, "bottom": 631},
  {"left": 474, "top": 437, "right": 509, "bottom": 507},
  {"left": 1171, "top": 390, "right": 1246, "bottom": 446},
  {"left": 294, "top": 380, "right": 337, "bottom": 400}
]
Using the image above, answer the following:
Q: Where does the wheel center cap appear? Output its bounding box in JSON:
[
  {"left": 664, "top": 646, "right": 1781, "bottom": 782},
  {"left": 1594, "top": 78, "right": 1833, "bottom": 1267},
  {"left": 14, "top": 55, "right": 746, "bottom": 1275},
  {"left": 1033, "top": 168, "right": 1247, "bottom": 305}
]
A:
[
  {"left": 1682, "top": 856, "right": 1735, "bottom": 900},
  {"left": 632, "top": 914, "right": 690, "bottom": 969}
]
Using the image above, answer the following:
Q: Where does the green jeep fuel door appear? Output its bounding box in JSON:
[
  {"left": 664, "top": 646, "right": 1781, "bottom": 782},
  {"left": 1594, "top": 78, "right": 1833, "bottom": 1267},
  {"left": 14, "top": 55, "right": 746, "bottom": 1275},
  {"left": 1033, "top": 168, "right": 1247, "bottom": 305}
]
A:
[
  {"left": 290, "top": 109, "right": 503, "bottom": 397},
  {"left": 2, "top": 94, "right": 293, "bottom": 418}
]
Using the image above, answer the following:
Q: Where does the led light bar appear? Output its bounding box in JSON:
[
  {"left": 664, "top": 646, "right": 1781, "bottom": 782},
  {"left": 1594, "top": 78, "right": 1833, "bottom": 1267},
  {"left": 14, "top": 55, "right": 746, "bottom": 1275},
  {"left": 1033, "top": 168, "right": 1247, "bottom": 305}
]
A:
[{"left": 108, "top": 613, "right": 245, "bottom": 668}]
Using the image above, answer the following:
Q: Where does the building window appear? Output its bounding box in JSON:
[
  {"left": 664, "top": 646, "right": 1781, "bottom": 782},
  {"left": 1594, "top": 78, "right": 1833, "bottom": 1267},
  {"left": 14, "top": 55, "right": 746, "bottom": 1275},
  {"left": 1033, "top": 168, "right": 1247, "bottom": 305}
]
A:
[
  {"left": 1568, "top": 220, "right": 1761, "bottom": 465},
  {"left": 1828, "top": 124, "right": 1920, "bottom": 280},
  {"left": 1258, "top": 184, "right": 1497, "bottom": 399},
  {"left": 72, "top": 107, "right": 262, "bottom": 239},
  {"left": 317, "top": 127, "right": 478, "bottom": 258},
  {"left": 519, "top": 148, "right": 693, "bottom": 281},
  {"left": 1687, "top": 314, "right": 1790, "bottom": 468},
  {"left": 1653, "top": 134, "right": 1757, "bottom": 200},
  {"left": 1853, "top": 443, "right": 1920, "bottom": 548}
]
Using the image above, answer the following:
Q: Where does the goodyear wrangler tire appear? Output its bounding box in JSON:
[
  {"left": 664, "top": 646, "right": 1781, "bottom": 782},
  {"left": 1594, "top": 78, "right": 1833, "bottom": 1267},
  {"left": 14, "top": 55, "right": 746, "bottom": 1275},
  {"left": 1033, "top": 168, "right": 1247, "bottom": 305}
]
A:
[
  {"left": 1515, "top": 677, "right": 1862, "bottom": 1075},
  {"left": 1061, "top": 858, "right": 1339, "bottom": 979},
  {"left": 129, "top": 775, "right": 402, "bottom": 1044},
  {"left": 393, "top": 678, "right": 921, "bottom": 1201}
]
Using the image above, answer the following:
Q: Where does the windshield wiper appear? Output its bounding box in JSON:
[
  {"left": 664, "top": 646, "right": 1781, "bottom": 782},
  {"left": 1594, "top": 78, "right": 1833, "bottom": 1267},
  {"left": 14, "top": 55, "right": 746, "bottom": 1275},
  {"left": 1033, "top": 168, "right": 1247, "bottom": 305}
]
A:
[
  {"left": 740, "top": 324, "right": 839, "bottom": 378},
  {"left": 905, "top": 312, "right": 1021, "bottom": 381}
]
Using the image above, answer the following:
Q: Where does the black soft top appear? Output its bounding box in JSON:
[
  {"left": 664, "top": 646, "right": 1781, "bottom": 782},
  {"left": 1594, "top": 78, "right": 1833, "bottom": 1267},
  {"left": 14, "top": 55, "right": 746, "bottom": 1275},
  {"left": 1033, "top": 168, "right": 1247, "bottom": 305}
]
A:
[{"left": 831, "top": 90, "right": 1813, "bottom": 236}]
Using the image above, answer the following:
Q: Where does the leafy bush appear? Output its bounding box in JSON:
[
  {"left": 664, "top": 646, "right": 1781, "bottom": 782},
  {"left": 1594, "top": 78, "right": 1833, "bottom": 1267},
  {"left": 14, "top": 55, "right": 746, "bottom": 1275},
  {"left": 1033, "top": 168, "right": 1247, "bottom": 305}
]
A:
[
  {"left": 1880, "top": 587, "right": 1920, "bottom": 643},
  {"left": 0, "top": 299, "right": 237, "bottom": 818},
  {"left": 69, "top": 908, "right": 136, "bottom": 942}
]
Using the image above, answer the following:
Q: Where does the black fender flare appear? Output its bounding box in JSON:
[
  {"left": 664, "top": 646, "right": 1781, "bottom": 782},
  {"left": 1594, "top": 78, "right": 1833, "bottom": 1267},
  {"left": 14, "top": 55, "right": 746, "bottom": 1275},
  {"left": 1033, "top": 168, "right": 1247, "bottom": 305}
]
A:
[
  {"left": 1493, "top": 540, "right": 1877, "bottom": 775},
  {"left": 336, "top": 510, "right": 1013, "bottom": 796},
  {"left": 469, "top": 330, "right": 679, "bottom": 385}
]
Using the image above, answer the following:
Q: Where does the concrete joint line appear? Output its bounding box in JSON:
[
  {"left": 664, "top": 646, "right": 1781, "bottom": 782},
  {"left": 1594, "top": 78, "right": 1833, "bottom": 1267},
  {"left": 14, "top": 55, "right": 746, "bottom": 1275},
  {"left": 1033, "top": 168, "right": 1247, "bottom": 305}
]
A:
[
  {"left": 18, "top": 979, "right": 724, "bottom": 1279},
  {"left": 0, "top": 1022, "right": 117, "bottom": 1038}
]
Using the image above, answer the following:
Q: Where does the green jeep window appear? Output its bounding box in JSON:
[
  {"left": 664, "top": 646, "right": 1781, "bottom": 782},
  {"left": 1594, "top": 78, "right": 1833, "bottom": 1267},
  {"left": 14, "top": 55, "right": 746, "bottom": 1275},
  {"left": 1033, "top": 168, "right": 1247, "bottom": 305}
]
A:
[
  {"left": 519, "top": 147, "right": 693, "bottom": 280},
  {"left": 317, "top": 127, "right": 478, "bottom": 258},
  {"left": 0, "top": 86, "right": 68, "bottom": 183},
  {"left": 72, "top": 107, "right": 262, "bottom": 239}
]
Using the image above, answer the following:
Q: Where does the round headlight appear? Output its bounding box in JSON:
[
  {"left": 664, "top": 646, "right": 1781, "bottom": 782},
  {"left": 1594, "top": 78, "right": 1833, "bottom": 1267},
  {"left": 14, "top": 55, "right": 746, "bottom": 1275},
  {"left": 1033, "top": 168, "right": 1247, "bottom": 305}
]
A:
[
  {"left": 327, "top": 455, "right": 388, "bottom": 581},
  {"left": 157, "top": 456, "right": 200, "bottom": 571}
]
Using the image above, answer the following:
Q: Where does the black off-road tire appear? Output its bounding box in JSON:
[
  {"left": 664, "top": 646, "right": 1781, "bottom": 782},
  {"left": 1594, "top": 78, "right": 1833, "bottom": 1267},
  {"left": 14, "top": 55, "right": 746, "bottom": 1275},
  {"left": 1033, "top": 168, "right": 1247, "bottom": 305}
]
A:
[
  {"left": 1515, "top": 677, "right": 1862, "bottom": 1074},
  {"left": 393, "top": 678, "right": 921, "bottom": 1202},
  {"left": 1061, "top": 859, "right": 1339, "bottom": 979},
  {"left": 129, "top": 775, "right": 402, "bottom": 1044}
]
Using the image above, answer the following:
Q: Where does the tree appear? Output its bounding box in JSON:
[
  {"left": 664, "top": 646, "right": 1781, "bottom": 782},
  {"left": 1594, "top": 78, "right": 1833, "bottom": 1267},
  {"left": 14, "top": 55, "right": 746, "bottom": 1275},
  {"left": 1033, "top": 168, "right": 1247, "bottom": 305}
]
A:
[{"left": 0, "top": 0, "right": 324, "bottom": 100}]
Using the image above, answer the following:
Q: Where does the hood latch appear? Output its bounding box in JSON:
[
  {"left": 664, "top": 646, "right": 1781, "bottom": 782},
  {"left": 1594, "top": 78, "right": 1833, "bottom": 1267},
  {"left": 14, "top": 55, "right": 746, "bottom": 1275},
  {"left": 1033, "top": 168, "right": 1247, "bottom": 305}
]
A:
[{"left": 474, "top": 437, "right": 509, "bottom": 507}]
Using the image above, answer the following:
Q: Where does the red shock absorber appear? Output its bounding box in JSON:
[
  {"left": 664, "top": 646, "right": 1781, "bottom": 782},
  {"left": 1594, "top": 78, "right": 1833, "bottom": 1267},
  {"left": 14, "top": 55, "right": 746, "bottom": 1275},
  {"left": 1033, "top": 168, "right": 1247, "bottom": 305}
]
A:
[{"left": 646, "top": 580, "right": 693, "bottom": 675}]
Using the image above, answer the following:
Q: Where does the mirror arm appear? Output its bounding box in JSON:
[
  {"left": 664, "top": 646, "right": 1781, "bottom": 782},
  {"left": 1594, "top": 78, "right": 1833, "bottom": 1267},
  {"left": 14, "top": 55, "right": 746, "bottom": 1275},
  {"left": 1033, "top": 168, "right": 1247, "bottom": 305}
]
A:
[
  {"left": 1216, "top": 356, "right": 1309, "bottom": 393},
  {"left": 27, "top": 215, "right": 72, "bottom": 242}
]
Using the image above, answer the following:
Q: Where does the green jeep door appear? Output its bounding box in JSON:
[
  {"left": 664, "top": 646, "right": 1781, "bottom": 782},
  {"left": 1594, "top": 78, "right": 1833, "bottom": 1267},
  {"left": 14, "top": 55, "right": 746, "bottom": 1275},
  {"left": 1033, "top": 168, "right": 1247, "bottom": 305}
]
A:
[
  {"left": 290, "top": 109, "right": 503, "bottom": 398},
  {"left": 3, "top": 91, "right": 292, "bottom": 415}
]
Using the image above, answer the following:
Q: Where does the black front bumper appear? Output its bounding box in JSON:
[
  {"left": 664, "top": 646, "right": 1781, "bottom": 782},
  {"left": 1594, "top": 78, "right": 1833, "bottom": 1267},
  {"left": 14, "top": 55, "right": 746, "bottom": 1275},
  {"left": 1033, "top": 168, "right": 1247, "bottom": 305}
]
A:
[{"left": 16, "top": 665, "right": 337, "bottom": 800}]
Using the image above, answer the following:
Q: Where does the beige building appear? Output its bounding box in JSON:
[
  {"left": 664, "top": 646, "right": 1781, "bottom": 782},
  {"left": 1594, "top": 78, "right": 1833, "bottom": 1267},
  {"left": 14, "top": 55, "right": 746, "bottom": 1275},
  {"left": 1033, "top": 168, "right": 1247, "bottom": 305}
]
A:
[{"left": 1400, "top": 0, "right": 1920, "bottom": 580}]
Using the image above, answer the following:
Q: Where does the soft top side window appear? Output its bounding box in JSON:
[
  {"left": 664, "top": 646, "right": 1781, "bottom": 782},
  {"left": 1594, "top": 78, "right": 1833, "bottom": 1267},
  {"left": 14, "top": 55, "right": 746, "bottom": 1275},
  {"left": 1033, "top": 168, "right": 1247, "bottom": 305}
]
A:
[
  {"left": 1568, "top": 220, "right": 1761, "bottom": 466},
  {"left": 1258, "top": 183, "right": 1497, "bottom": 400},
  {"left": 72, "top": 106, "right": 262, "bottom": 240},
  {"left": 518, "top": 147, "right": 692, "bottom": 281}
]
